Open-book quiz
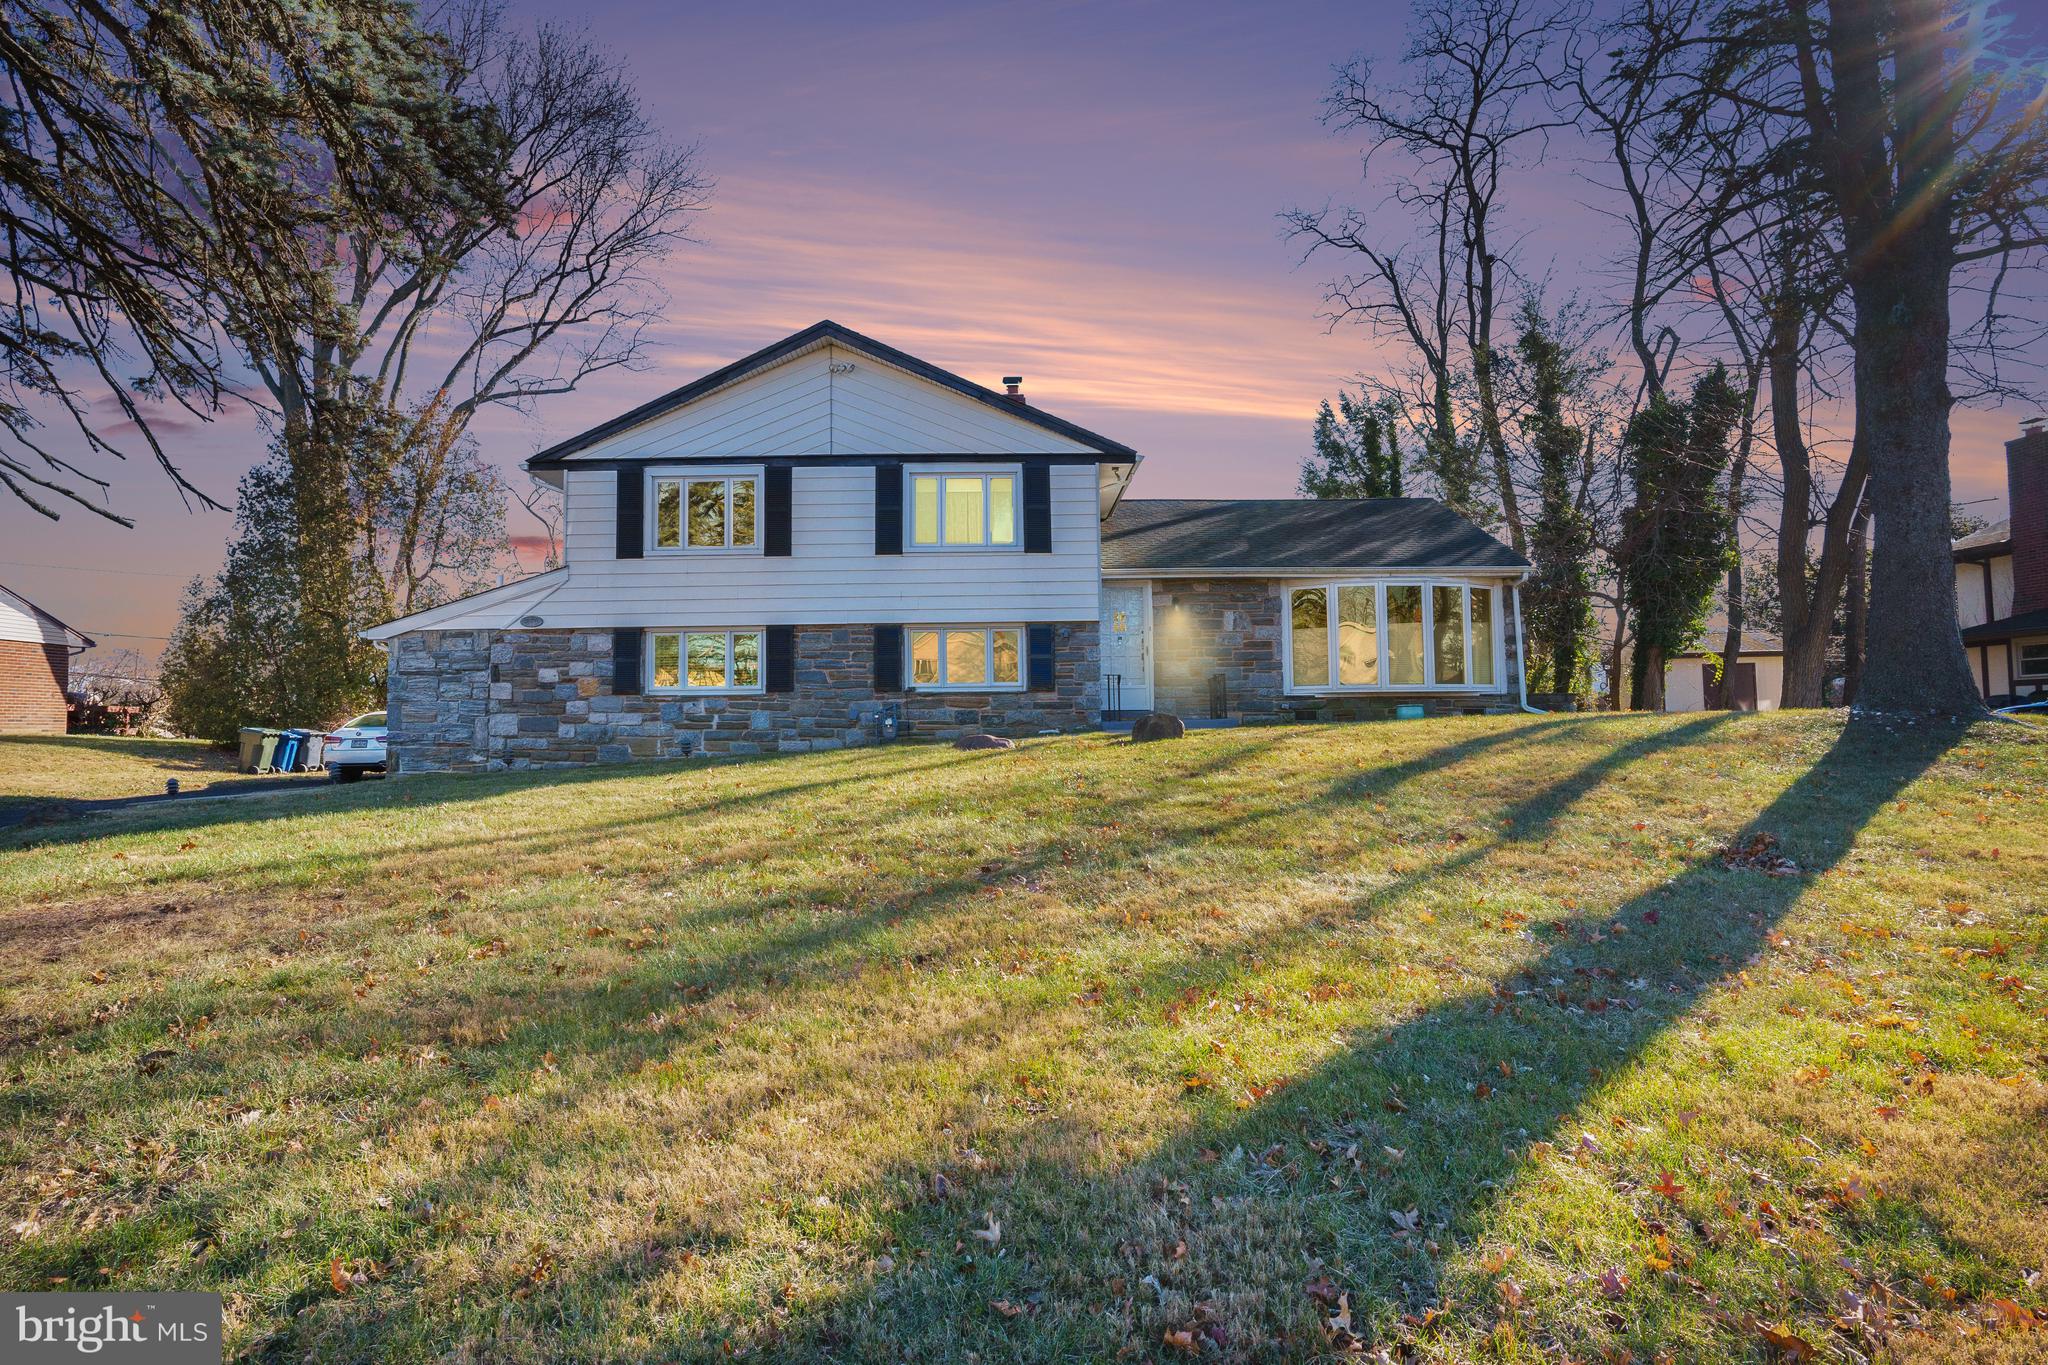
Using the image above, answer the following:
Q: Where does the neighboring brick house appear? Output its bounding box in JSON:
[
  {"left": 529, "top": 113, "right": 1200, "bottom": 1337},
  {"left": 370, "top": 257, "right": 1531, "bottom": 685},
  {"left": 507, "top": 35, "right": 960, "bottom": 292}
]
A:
[
  {"left": 1954, "top": 421, "right": 2048, "bottom": 703},
  {"left": 364, "top": 322, "right": 1531, "bottom": 772},
  {"left": 0, "top": 582, "right": 93, "bottom": 734}
]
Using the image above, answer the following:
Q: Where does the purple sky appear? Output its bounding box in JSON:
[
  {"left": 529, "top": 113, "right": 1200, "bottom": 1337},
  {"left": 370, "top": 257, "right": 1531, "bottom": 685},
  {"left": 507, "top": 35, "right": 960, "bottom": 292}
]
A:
[{"left": 6, "top": 0, "right": 2039, "bottom": 657}]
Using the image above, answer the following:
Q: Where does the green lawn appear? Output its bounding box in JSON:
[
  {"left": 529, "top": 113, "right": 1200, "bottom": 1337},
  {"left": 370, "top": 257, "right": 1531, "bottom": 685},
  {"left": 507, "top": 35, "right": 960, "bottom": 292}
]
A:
[
  {"left": 1, "top": 713, "right": 2043, "bottom": 1363},
  {"left": 0, "top": 734, "right": 313, "bottom": 816}
]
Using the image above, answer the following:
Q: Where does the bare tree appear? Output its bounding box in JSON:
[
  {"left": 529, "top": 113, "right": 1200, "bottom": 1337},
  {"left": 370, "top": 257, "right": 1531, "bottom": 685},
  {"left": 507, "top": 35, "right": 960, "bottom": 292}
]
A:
[
  {"left": 1691, "top": 0, "right": 2048, "bottom": 716},
  {"left": 240, "top": 7, "right": 710, "bottom": 615},
  {"left": 1288, "top": 0, "right": 1584, "bottom": 547}
]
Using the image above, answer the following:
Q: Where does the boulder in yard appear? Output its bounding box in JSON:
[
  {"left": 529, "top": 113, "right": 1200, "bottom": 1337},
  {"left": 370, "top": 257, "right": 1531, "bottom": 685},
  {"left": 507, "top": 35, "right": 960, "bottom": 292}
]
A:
[
  {"left": 954, "top": 734, "right": 1015, "bottom": 751},
  {"left": 1130, "top": 713, "right": 1186, "bottom": 743}
]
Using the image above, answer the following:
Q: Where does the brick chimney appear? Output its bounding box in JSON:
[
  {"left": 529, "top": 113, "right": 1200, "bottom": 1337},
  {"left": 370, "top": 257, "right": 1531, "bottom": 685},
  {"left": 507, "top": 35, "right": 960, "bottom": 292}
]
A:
[
  {"left": 2011, "top": 420, "right": 2048, "bottom": 616},
  {"left": 1002, "top": 375, "right": 1025, "bottom": 404}
]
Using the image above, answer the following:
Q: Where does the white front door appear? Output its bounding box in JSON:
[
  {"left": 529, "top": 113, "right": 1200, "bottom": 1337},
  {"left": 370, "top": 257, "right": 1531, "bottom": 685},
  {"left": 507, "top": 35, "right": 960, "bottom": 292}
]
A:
[{"left": 1100, "top": 583, "right": 1152, "bottom": 714}]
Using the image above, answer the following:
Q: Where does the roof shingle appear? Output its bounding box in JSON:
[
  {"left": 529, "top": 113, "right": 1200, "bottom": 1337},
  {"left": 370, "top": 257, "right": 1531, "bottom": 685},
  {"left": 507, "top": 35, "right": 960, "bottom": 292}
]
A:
[{"left": 1100, "top": 498, "right": 1527, "bottom": 574}]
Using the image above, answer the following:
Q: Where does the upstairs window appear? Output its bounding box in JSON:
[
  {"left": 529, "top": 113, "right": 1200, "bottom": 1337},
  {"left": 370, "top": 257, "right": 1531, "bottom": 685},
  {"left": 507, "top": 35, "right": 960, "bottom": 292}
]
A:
[
  {"left": 909, "top": 471, "right": 1017, "bottom": 548},
  {"left": 654, "top": 474, "right": 757, "bottom": 551}
]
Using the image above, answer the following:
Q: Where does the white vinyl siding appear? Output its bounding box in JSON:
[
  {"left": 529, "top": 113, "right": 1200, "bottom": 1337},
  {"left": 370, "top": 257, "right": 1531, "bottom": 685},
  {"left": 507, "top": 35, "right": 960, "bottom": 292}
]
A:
[
  {"left": 0, "top": 586, "right": 78, "bottom": 646},
  {"left": 553, "top": 462, "right": 1100, "bottom": 625},
  {"left": 544, "top": 342, "right": 1092, "bottom": 463}
]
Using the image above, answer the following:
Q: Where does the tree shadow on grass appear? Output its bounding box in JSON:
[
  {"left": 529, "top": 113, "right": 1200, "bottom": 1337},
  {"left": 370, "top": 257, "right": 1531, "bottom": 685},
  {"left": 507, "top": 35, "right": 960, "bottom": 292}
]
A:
[
  {"left": 13, "top": 714, "right": 1956, "bottom": 1364},
  {"left": 708, "top": 718, "right": 1968, "bottom": 1362}
]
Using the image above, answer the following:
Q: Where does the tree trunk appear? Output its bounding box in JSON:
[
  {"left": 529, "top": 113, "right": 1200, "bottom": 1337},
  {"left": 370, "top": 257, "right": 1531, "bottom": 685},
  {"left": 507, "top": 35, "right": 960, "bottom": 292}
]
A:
[
  {"left": 1843, "top": 500, "right": 1869, "bottom": 705},
  {"left": 1634, "top": 643, "right": 1666, "bottom": 712},
  {"left": 1849, "top": 258, "right": 1980, "bottom": 716}
]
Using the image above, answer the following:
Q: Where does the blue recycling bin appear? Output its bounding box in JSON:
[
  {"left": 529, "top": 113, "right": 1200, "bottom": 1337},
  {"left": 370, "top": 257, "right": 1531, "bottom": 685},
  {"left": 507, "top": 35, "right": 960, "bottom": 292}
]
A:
[{"left": 274, "top": 729, "right": 304, "bottom": 772}]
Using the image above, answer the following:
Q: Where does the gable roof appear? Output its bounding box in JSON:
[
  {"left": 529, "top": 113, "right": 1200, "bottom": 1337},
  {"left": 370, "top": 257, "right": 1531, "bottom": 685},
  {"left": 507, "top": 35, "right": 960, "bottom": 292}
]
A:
[
  {"left": 0, "top": 582, "right": 94, "bottom": 649},
  {"left": 1953, "top": 518, "right": 2012, "bottom": 557},
  {"left": 1101, "top": 499, "right": 1529, "bottom": 574},
  {"left": 525, "top": 320, "right": 1138, "bottom": 467}
]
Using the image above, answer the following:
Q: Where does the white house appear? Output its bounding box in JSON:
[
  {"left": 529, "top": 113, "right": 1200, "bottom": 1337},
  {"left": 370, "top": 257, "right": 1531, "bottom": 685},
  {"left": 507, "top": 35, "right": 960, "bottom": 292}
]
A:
[
  {"left": 365, "top": 322, "right": 1533, "bottom": 771},
  {"left": 1660, "top": 627, "right": 1784, "bottom": 713}
]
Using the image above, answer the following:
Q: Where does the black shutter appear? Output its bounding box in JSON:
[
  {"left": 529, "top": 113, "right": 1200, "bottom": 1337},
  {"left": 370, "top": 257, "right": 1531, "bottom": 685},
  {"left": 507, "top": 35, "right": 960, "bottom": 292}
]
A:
[
  {"left": 1022, "top": 460, "right": 1052, "bottom": 553},
  {"left": 765, "top": 625, "right": 795, "bottom": 692},
  {"left": 874, "top": 462, "right": 903, "bottom": 554},
  {"left": 763, "top": 465, "right": 792, "bottom": 556},
  {"left": 616, "top": 469, "right": 643, "bottom": 559},
  {"left": 612, "top": 627, "right": 643, "bottom": 694},
  {"left": 873, "top": 624, "right": 903, "bottom": 691},
  {"left": 1027, "top": 624, "right": 1055, "bottom": 691}
]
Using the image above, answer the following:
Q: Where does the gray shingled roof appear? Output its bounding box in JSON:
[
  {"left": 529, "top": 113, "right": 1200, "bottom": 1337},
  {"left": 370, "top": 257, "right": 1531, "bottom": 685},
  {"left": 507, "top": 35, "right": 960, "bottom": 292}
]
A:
[
  {"left": 1952, "top": 519, "right": 2011, "bottom": 556},
  {"left": 1101, "top": 499, "right": 1528, "bottom": 573}
]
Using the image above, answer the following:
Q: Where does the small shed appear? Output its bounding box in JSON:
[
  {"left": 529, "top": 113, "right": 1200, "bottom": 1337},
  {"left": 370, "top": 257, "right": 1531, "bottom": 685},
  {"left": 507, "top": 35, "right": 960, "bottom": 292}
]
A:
[{"left": 0, "top": 582, "right": 95, "bottom": 733}]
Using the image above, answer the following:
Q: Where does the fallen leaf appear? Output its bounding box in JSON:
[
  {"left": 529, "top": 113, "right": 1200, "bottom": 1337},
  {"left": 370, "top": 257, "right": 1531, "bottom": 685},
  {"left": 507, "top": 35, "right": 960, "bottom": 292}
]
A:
[
  {"left": 1649, "top": 1170, "right": 1684, "bottom": 1201},
  {"left": 991, "top": 1299, "right": 1024, "bottom": 1318},
  {"left": 329, "top": 1258, "right": 351, "bottom": 1296},
  {"left": 970, "top": 1213, "right": 1001, "bottom": 1246},
  {"left": 1757, "top": 1323, "right": 1815, "bottom": 1360},
  {"left": 1163, "top": 1327, "right": 1199, "bottom": 1355}
]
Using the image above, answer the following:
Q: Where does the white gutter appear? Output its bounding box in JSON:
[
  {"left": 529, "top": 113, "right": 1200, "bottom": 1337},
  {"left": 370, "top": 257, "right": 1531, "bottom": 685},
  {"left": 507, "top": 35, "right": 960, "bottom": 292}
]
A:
[
  {"left": 1512, "top": 582, "right": 1545, "bottom": 714},
  {"left": 1101, "top": 566, "right": 1534, "bottom": 580}
]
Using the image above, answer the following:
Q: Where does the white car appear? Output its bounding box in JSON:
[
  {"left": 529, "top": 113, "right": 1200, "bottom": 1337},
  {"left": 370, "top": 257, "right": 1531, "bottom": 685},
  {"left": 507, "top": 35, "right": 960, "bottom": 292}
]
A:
[{"left": 325, "top": 712, "right": 388, "bottom": 782}]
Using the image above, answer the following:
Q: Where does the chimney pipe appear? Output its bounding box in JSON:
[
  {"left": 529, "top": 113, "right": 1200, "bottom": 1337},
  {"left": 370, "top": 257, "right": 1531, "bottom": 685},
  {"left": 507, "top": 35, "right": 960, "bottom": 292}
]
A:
[{"left": 1002, "top": 375, "right": 1024, "bottom": 403}]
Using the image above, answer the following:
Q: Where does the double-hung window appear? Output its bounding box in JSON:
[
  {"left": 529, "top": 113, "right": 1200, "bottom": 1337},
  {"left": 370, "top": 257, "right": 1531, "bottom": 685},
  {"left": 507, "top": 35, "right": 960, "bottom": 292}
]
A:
[
  {"left": 2018, "top": 639, "right": 2048, "bottom": 680},
  {"left": 1287, "top": 581, "right": 1498, "bottom": 691},
  {"left": 648, "top": 630, "right": 764, "bottom": 693},
  {"left": 908, "top": 470, "right": 1018, "bottom": 548},
  {"left": 907, "top": 627, "right": 1023, "bottom": 689},
  {"left": 652, "top": 471, "right": 758, "bottom": 551}
]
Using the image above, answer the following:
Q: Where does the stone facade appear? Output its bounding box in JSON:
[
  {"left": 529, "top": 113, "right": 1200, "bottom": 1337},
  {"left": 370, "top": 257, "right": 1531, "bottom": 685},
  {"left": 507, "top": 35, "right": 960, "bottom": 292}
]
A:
[
  {"left": 388, "top": 623, "right": 1099, "bottom": 773},
  {"left": 1149, "top": 578, "right": 1289, "bottom": 722},
  {"left": 1145, "top": 577, "right": 1521, "bottom": 723}
]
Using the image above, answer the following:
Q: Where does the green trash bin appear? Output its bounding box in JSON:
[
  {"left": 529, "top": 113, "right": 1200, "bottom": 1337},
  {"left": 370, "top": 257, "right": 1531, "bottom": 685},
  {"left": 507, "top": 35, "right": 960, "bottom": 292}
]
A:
[
  {"left": 237, "top": 727, "right": 266, "bottom": 773},
  {"left": 254, "top": 728, "right": 283, "bottom": 773}
]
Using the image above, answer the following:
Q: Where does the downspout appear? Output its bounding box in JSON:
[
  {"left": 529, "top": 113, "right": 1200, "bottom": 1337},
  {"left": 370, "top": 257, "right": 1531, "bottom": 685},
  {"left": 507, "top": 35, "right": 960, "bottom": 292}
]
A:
[{"left": 1511, "top": 581, "right": 1544, "bottom": 714}]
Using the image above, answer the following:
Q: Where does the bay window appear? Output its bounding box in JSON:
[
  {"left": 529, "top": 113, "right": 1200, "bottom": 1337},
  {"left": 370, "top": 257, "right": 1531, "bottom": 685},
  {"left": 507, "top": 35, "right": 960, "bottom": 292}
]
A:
[
  {"left": 1286, "top": 582, "right": 1502, "bottom": 692},
  {"left": 907, "top": 626, "right": 1023, "bottom": 688},
  {"left": 653, "top": 472, "right": 758, "bottom": 550},
  {"left": 648, "top": 630, "right": 763, "bottom": 692},
  {"left": 909, "top": 471, "right": 1018, "bottom": 548}
]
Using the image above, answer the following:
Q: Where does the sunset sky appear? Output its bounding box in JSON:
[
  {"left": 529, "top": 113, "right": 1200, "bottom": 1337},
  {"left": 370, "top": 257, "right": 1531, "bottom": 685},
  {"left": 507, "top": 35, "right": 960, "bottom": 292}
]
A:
[{"left": 6, "top": 0, "right": 2042, "bottom": 659}]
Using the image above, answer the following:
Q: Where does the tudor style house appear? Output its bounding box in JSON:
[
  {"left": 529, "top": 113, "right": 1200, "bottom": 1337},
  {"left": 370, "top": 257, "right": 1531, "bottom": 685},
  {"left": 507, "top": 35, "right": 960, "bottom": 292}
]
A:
[
  {"left": 1953, "top": 421, "right": 2048, "bottom": 704},
  {"left": 364, "top": 322, "right": 1531, "bottom": 772}
]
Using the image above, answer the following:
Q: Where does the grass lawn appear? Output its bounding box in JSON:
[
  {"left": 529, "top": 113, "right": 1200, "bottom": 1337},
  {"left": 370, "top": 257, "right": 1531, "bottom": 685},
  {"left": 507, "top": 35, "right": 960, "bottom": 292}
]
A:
[
  {"left": 0, "top": 734, "right": 311, "bottom": 816},
  {"left": 1, "top": 712, "right": 2043, "bottom": 1363}
]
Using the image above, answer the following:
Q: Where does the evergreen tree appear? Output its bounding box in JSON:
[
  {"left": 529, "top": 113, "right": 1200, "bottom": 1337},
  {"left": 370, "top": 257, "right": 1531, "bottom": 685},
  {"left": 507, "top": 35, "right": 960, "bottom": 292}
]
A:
[
  {"left": 1621, "top": 366, "right": 1741, "bottom": 710},
  {"left": 1300, "top": 392, "right": 1405, "bottom": 499},
  {"left": 161, "top": 437, "right": 391, "bottom": 743},
  {"left": 1514, "top": 311, "right": 1597, "bottom": 693}
]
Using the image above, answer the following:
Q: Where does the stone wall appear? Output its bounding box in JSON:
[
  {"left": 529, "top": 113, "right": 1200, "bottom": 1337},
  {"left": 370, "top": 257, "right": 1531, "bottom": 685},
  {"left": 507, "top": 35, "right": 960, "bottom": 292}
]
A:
[
  {"left": 1148, "top": 578, "right": 1288, "bottom": 722},
  {"left": 388, "top": 623, "right": 1100, "bottom": 773},
  {"left": 1145, "top": 577, "right": 1522, "bottom": 722}
]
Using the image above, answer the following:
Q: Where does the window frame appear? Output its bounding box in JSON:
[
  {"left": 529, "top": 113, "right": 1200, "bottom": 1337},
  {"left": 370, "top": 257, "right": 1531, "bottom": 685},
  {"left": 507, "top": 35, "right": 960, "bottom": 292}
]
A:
[
  {"left": 904, "top": 467, "right": 1022, "bottom": 551},
  {"left": 1282, "top": 579, "right": 1505, "bottom": 694},
  {"left": 646, "top": 465, "right": 763, "bottom": 555},
  {"left": 903, "top": 624, "right": 1027, "bottom": 691},
  {"left": 644, "top": 628, "right": 767, "bottom": 695},
  {"left": 2016, "top": 637, "right": 2048, "bottom": 680}
]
